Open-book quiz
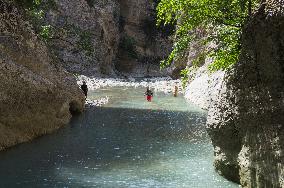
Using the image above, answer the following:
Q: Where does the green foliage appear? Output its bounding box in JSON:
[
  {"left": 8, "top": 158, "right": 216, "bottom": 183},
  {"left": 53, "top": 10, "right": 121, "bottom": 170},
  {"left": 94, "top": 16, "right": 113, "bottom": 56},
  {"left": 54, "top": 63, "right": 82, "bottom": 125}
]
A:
[
  {"left": 39, "top": 25, "right": 53, "bottom": 40},
  {"left": 78, "top": 31, "right": 95, "bottom": 57},
  {"left": 192, "top": 52, "right": 206, "bottom": 67},
  {"left": 15, "top": 0, "right": 57, "bottom": 41},
  {"left": 180, "top": 68, "right": 190, "bottom": 88},
  {"left": 160, "top": 35, "right": 191, "bottom": 68},
  {"left": 157, "top": 0, "right": 259, "bottom": 71},
  {"left": 119, "top": 36, "right": 138, "bottom": 59},
  {"left": 64, "top": 24, "right": 95, "bottom": 57}
]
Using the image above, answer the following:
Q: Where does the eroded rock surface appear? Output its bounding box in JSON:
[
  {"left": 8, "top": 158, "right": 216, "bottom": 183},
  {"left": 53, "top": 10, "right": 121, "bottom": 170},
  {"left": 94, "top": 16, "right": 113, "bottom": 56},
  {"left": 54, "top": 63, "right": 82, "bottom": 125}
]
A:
[
  {"left": 45, "top": 0, "right": 120, "bottom": 76},
  {"left": 44, "top": 0, "right": 171, "bottom": 77},
  {"left": 0, "top": 0, "right": 85, "bottom": 150},
  {"left": 116, "top": 0, "right": 172, "bottom": 77},
  {"left": 206, "top": 1, "right": 284, "bottom": 187},
  {"left": 184, "top": 61, "right": 225, "bottom": 110}
]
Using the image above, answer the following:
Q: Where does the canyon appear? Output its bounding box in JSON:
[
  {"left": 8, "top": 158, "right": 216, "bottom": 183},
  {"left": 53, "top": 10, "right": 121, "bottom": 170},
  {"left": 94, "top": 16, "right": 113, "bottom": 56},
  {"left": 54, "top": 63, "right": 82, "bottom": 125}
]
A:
[{"left": 0, "top": 0, "right": 283, "bottom": 187}]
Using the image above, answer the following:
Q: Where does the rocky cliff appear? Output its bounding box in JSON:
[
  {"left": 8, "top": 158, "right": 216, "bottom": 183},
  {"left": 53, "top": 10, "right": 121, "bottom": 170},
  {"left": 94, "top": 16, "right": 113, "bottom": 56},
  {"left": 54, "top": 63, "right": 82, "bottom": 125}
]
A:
[
  {"left": 44, "top": 0, "right": 172, "bottom": 77},
  {"left": 45, "top": 0, "right": 120, "bottom": 76},
  {"left": 0, "top": 0, "right": 85, "bottom": 151},
  {"left": 184, "top": 61, "right": 225, "bottom": 110},
  {"left": 206, "top": 1, "right": 284, "bottom": 187},
  {"left": 116, "top": 0, "right": 172, "bottom": 77},
  {"left": 181, "top": 31, "right": 225, "bottom": 110}
]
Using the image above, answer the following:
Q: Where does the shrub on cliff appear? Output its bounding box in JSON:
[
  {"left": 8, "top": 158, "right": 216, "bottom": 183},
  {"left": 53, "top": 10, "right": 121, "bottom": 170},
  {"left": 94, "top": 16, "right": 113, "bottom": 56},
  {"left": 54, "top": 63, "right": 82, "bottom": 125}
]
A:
[
  {"left": 119, "top": 36, "right": 138, "bottom": 59},
  {"left": 157, "top": 0, "right": 260, "bottom": 71},
  {"left": 14, "top": 0, "right": 56, "bottom": 41}
]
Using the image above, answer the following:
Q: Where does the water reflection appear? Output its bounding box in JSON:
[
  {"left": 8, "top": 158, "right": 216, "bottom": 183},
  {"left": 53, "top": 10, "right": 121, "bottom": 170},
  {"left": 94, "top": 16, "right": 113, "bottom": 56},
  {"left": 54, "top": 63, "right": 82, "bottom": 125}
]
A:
[{"left": 0, "top": 87, "right": 238, "bottom": 188}]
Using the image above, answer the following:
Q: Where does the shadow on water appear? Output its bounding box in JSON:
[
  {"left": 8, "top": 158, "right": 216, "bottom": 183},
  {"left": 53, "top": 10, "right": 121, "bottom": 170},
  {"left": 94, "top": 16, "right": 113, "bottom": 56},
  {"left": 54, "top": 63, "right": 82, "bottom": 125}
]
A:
[{"left": 0, "top": 95, "right": 238, "bottom": 187}]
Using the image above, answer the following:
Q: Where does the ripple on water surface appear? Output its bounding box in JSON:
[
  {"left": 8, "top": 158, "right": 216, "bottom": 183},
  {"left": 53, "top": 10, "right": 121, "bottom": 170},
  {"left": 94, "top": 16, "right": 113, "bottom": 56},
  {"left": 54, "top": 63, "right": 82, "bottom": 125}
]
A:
[{"left": 0, "top": 87, "right": 239, "bottom": 188}]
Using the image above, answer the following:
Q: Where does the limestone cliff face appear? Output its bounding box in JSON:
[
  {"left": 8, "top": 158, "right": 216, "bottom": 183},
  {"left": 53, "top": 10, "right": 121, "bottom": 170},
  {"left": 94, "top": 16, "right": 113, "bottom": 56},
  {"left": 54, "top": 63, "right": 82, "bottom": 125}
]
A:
[
  {"left": 206, "top": 1, "right": 284, "bottom": 187},
  {"left": 116, "top": 0, "right": 172, "bottom": 77},
  {"left": 44, "top": 0, "right": 171, "bottom": 77},
  {"left": 184, "top": 62, "right": 224, "bottom": 110},
  {"left": 45, "top": 0, "right": 120, "bottom": 76},
  {"left": 181, "top": 32, "right": 225, "bottom": 110},
  {"left": 0, "top": 0, "right": 85, "bottom": 150}
]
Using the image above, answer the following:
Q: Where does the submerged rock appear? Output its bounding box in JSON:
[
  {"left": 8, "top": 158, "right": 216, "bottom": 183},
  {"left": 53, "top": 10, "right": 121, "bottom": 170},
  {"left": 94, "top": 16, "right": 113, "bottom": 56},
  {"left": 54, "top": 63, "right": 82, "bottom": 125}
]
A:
[
  {"left": 0, "top": 1, "right": 85, "bottom": 151},
  {"left": 206, "top": 1, "right": 284, "bottom": 187}
]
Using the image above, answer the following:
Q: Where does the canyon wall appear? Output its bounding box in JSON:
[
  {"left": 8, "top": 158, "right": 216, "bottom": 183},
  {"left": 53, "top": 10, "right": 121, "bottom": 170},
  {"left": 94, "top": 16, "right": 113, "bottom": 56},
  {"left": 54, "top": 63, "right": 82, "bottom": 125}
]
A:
[
  {"left": 44, "top": 0, "right": 172, "bottom": 77},
  {"left": 184, "top": 61, "right": 224, "bottom": 110},
  {"left": 0, "top": 0, "right": 170, "bottom": 150},
  {"left": 180, "top": 32, "right": 225, "bottom": 110},
  {"left": 45, "top": 0, "right": 120, "bottom": 76},
  {"left": 206, "top": 1, "right": 284, "bottom": 187},
  {"left": 0, "top": 0, "right": 85, "bottom": 150},
  {"left": 116, "top": 0, "right": 172, "bottom": 77}
]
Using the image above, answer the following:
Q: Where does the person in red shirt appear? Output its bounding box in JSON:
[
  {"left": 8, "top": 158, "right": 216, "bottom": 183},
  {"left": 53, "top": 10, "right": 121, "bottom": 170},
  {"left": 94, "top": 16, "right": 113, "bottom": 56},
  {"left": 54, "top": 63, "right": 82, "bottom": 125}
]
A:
[{"left": 144, "top": 86, "right": 153, "bottom": 102}]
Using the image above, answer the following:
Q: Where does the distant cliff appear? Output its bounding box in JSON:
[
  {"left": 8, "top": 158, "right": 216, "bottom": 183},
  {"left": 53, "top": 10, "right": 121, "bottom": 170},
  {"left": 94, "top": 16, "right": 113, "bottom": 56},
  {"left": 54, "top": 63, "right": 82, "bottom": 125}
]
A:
[
  {"left": 43, "top": 0, "right": 172, "bottom": 77},
  {"left": 0, "top": 0, "right": 84, "bottom": 150},
  {"left": 206, "top": 1, "right": 284, "bottom": 187}
]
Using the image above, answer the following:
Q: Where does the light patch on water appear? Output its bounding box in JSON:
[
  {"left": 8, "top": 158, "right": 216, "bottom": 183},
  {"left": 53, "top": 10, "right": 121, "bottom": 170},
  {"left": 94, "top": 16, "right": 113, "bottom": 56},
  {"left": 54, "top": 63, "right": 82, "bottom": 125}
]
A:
[
  {"left": 88, "top": 87, "right": 205, "bottom": 114},
  {"left": 0, "top": 87, "right": 238, "bottom": 188},
  {"left": 56, "top": 150, "right": 237, "bottom": 188}
]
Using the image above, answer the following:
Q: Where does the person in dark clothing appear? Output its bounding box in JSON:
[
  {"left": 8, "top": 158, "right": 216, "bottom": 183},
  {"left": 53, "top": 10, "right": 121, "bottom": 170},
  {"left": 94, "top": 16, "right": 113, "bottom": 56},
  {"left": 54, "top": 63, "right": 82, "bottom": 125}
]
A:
[
  {"left": 81, "top": 81, "right": 88, "bottom": 98},
  {"left": 144, "top": 86, "right": 153, "bottom": 102}
]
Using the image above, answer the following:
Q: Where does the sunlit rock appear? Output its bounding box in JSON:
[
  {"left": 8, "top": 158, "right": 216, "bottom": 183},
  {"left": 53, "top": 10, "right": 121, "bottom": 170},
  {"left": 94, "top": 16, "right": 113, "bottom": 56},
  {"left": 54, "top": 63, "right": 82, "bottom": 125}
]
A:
[
  {"left": 206, "top": 1, "right": 284, "bottom": 187},
  {"left": 0, "top": 1, "right": 85, "bottom": 151}
]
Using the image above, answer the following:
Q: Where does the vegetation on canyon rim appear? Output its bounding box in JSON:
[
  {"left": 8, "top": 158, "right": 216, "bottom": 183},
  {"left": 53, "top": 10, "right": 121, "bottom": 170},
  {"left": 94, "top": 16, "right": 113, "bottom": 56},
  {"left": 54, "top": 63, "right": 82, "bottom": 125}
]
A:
[
  {"left": 15, "top": 0, "right": 260, "bottom": 77},
  {"left": 15, "top": 0, "right": 56, "bottom": 41},
  {"left": 157, "top": 0, "right": 260, "bottom": 71}
]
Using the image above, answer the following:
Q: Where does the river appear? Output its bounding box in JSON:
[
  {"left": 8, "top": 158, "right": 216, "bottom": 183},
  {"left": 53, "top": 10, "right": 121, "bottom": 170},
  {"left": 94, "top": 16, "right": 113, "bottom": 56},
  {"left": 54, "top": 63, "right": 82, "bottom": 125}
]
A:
[{"left": 0, "top": 87, "right": 238, "bottom": 188}]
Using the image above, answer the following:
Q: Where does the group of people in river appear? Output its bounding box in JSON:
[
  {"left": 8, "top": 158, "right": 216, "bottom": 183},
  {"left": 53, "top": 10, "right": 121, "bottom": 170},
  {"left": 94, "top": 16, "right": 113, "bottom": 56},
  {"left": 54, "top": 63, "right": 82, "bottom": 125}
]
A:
[
  {"left": 144, "top": 85, "right": 178, "bottom": 102},
  {"left": 80, "top": 81, "right": 179, "bottom": 103}
]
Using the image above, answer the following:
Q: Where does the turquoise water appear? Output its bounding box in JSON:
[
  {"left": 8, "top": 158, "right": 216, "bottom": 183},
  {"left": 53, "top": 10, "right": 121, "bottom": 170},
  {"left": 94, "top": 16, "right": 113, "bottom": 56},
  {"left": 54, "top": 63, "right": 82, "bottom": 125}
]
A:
[{"left": 0, "top": 87, "right": 238, "bottom": 188}]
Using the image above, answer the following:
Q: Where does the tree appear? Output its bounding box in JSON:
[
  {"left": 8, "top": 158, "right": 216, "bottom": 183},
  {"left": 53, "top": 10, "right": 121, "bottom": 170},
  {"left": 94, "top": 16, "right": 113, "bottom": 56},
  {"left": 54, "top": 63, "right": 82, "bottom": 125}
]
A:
[{"left": 157, "top": 0, "right": 260, "bottom": 71}]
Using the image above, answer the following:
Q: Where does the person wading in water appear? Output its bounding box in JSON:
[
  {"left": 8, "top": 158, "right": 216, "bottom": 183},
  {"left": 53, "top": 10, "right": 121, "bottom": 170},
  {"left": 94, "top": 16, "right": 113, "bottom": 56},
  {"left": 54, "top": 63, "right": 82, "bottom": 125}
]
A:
[
  {"left": 81, "top": 81, "right": 88, "bottom": 98},
  {"left": 173, "top": 85, "right": 178, "bottom": 97},
  {"left": 145, "top": 86, "right": 153, "bottom": 102}
]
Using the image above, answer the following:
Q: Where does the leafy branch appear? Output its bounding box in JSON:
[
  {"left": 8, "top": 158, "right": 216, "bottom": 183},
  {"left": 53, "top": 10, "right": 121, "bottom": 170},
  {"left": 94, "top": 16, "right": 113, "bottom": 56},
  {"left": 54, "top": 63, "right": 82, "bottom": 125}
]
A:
[{"left": 157, "top": 0, "right": 260, "bottom": 73}]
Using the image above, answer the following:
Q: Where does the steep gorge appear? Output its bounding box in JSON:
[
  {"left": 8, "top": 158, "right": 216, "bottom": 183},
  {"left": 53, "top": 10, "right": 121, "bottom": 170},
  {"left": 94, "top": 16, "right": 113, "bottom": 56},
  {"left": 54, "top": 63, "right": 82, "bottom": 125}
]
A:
[
  {"left": 44, "top": 0, "right": 172, "bottom": 77},
  {"left": 1, "top": 0, "right": 283, "bottom": 187},
  {"left": 0, "top": 0, "right": 171, "bottom": 151}
]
